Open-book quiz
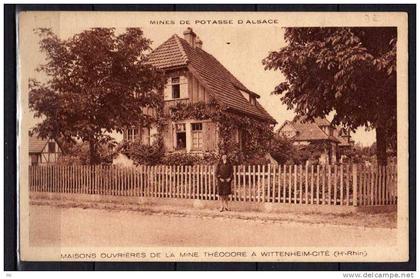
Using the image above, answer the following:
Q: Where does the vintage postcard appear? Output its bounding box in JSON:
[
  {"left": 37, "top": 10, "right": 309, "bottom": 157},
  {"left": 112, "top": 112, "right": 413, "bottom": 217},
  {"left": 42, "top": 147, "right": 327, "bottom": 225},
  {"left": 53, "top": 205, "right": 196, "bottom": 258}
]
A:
[{"left": 18, "top": 11, "right": 409, "bottom": 262}]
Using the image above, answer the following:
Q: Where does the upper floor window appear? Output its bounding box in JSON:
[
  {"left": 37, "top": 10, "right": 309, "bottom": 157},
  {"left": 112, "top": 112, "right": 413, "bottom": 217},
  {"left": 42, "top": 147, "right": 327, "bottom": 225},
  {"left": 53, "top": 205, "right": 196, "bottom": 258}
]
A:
[
  {"left": 171, "top": 77, "right": 180, "bottom": 99},
  {"left": 327, "top": 127, "right": 333, "bottom": 136},
  {"left": 240, "top": 89, "right": 257, "bottom": 106},
  {"left": 48, "top": 142, "right": 56, "bottom": 153},
  {"left": 250, "top": 96, "right": 256, "bottom": 106}
]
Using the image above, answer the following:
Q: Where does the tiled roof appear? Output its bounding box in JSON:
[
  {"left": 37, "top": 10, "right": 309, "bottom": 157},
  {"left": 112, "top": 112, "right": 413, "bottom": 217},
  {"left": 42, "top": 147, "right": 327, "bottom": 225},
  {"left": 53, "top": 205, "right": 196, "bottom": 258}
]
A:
[
  {"left": 148, "top": 34, "right": 276, "bottom": 123},
  {"left": 279, "top": 117, "right": 340, "bottom": 142},
  {"left": 292, "top": 120, "right": 334, "bottom": 141},
  {"left": 314, "top": 117, "right": 331, "bottom": 126},
  {"left": 29, "top": 134, "right": 48, "bottom": 153},
  {"left": 148, "top": 35, "right": 188, "bottom": 69}
]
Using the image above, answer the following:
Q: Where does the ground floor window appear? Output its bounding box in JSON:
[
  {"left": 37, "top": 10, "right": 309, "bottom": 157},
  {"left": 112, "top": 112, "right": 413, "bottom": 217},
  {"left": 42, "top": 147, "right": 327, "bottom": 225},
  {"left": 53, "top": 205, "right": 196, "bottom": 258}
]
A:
[
  {"left": 175, "top": 123, "right": 186, "bottom": 150},
  {"left": 191, "top": 122, "right": 203, "bottom": 150},
  {"left": 124, "top": 127, "right": 141, "bottom": 142},
  {"left": 31, "top": 154, "right": 39, "bottom": 166}
]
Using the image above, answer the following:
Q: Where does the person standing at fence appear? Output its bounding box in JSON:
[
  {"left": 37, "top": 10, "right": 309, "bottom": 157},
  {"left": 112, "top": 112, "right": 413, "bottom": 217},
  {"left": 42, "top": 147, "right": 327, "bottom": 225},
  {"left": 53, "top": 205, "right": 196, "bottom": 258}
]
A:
[{"left": 216, "top": 154, "right": 233, "bottom": 212}]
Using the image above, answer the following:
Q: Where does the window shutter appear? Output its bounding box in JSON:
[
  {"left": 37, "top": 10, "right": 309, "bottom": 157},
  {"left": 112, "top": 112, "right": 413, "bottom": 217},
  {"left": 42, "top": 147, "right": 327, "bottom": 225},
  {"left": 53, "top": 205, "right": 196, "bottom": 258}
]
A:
[
  {"left": 150, "top": 126, "right": 158, "bottom": 145},
  {"left": 163, "top": 83, "right": 171, "bottom": 100},
  {"left": 141, "top": 127, "right": 150, "bottom": 145},
  {"left": 180, "top": 82, "right": 188, "bottom": 99},
  {"left": 203, "top": 122, "right": 216, "bottom": 152},
  {"left": 163, "top": 122, "right": 174, "bottom": 152},
  {"left": 123, "top": 129, "right": 127, "bottom": 141}
]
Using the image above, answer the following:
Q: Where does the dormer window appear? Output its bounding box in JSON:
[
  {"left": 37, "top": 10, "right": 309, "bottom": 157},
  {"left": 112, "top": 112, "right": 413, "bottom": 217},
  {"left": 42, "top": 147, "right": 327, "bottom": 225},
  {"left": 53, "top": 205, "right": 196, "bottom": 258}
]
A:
[
  {"left": 171, "top": 77, "right": 180, "bottom": 99},
  {"left": 240, "top": 89, "right": 257, "bottom": 106},
  {"left": 250, "top": 96, "right": 256, "bottom": 106}
]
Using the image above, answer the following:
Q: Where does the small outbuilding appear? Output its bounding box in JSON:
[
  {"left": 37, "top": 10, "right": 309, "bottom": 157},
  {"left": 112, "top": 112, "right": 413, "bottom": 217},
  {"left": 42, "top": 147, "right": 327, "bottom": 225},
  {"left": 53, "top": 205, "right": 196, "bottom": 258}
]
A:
[{"left": 29, "top": 133, "right": 62, "bottom": 166}]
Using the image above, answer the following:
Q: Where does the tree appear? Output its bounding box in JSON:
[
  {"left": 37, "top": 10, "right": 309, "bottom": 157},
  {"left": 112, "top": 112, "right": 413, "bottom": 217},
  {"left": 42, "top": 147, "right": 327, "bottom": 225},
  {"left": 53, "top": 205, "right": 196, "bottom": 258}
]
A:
[
  {"left": 270, "top": 136, "right": 297, "bottom": 164},
  {"left": 263, "top": 27, "right": 396, "bottom": 165},
  {"left": 29, "top": 28, "right": 165, "bottom": 164}
]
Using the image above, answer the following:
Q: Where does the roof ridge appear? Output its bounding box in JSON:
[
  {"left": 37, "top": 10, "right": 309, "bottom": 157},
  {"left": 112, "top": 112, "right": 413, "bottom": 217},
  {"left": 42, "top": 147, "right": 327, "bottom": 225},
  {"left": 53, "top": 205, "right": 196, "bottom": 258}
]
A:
[
  {"left": 173, "top": 34, "right": 189, "bottom": 64},
  {"left": 298, "top": 118, "right": 327, "bottom": 134}
]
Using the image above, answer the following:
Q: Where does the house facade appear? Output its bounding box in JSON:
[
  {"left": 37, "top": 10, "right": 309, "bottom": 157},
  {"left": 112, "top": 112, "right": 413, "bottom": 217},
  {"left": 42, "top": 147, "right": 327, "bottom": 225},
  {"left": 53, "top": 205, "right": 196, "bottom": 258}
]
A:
[
  {"left": 29, "top": 134, "right": 62, "bottom": 166},
  {"left": 123, "top": 28, "right": 276, "bottom": 155},
  {"left": 276, "top": 117, "right": 354, "bottom": 164}
]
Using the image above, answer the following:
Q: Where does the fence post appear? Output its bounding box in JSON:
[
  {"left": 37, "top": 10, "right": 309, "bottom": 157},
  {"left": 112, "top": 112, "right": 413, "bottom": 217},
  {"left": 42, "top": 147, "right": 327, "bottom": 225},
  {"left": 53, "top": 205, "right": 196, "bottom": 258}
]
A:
[
  {"left": 266, "top": 164, "right": 270, "bottom": 203},
  {"left": 352, "top": 164, "right": 358, "bottom": 206}
]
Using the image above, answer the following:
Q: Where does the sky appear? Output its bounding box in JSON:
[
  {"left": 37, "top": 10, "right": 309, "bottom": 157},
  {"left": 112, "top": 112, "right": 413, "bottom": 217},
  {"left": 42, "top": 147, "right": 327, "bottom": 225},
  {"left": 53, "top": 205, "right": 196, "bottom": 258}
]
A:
[{"left": 20, "top": 11, "right": 376, "bottom": 146}]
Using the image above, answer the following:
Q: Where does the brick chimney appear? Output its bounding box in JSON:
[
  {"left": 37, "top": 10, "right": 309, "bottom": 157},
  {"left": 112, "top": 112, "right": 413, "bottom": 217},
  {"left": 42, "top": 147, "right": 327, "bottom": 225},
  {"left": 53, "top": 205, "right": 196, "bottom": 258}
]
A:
[
  {"left": 195, "top": 37, "right": 203, "bottom": 49},
  {"left": 183, "top": 27, "right": 197, "bottom": 48}
]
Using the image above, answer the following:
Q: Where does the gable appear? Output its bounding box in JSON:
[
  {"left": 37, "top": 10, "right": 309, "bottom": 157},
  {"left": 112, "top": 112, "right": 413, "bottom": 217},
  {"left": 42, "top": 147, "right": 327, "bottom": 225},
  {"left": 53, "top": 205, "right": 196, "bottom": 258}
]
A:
[
  {"left": 29, "top": 135, "right": 48, "bottom": 153},
  {"left": 149, "top": 33, "right": 276, "bottom": 124},
  {"left": 148, "top": 35, "right": 188, "bottom": 70},
  {"left": 277, "top": 121, "right": 297, "bottom": 138},
  {"left": 29, "top": 134, "right": 62, "bottom": 154}
]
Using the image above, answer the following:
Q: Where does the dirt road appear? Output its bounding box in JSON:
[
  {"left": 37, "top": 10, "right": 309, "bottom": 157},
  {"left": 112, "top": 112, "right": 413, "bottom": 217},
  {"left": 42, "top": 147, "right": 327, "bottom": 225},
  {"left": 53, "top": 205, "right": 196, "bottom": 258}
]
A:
[{"left": 29, "top": 205, "right": 396, "bottom": 247}]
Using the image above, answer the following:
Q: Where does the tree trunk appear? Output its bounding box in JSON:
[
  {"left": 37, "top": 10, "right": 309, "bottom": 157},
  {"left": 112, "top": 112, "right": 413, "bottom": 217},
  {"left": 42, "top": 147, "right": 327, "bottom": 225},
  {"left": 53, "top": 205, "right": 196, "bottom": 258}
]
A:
[
  {"left": 89, "top": 140, "right": 99, "bottom": 165},
  {"left": 376, "top": 126, "right": 388, "bottom": 166}
]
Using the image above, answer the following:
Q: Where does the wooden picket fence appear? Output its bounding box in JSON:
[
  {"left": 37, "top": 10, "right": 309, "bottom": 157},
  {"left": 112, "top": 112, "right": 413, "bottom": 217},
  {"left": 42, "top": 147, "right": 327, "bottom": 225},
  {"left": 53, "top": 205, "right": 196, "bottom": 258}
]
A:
[{"left": 29, "top": 164, "right": 397, "bottom": 206}]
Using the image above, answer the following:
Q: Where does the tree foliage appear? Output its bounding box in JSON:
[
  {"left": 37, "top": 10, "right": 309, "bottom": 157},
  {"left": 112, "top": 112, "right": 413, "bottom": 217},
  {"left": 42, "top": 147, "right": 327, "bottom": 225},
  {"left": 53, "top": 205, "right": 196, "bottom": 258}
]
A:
[
  {"left": 29, "top": 28, "right": 166, "bottom": 164},
  {"left": 60, "top": 141, "right": 119, "bottom": 165},
  {"left": 263, "top": 27, "right": 396, "bottom": 165},
  {"left": 270, "top": 136, "right": 327, "bottom": 165}
]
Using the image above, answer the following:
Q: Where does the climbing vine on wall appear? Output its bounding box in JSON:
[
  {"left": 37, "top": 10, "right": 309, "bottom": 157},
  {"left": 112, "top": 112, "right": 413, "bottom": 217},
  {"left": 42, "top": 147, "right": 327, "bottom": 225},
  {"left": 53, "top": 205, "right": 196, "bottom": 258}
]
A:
[
  {"left": 120, "top": 97, "right": 274, "bottom": 165},
  {"left": 167, "top": 101, "right": 274, "bottom": 164}
]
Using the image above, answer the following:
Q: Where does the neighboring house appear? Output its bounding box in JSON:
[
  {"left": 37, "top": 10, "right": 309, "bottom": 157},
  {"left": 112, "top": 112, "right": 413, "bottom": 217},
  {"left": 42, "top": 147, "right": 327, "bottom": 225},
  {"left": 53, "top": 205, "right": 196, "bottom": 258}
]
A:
[
  {"left": 29, "top": 134, "right": 62, "bottom": 166},
  {"left": 276, "top": 117, "right": 354, "bottom": 164},
  {"left": 334, "top": 126, "right": 355, "bottom": 163},
  {"left": 123, "top": 27, "right": 276, "bottom": 154}
]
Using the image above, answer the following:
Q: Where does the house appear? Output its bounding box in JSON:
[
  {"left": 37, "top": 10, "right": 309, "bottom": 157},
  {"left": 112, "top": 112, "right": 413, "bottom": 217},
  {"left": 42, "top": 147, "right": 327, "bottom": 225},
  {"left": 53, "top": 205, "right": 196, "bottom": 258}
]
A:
[
  {"left": 123, "top": 28, "right": 276, "bottom": 154},
  {"left": 334, "top": 126, "right": 355, "bottom": 155},
  {"left": 29, "top": 133, "right": 62, "bottom": 166},
  {"left": 276, "top": 117, "right": 354, "bottom": 164}
]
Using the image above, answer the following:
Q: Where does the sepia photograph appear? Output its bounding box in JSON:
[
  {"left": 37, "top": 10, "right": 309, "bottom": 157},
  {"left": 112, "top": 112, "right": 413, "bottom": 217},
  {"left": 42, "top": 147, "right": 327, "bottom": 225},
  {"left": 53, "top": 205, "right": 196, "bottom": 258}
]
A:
[{"left": 17, "top": 10, "right": 409, "bottom": 263}]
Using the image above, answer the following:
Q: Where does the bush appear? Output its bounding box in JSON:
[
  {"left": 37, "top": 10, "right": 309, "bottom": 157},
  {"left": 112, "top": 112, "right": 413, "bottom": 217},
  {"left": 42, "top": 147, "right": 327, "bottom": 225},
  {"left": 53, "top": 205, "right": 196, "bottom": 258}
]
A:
[
  {"left": 120, "top": 138, "right": 165, "bottom": 165},
  {"left": 270, "top": 137, "right": 328, "bottom": 165},
  {"left": 161, "top": 153, "right": 199, "bottom": 165},
  {"left": 270, "top": 136, "right": 298, "bottom": 164},
  {"left": 161, "top": 152, "right": 219, "bottom": 166},
  {"left": 241, "top": 155, "right": 270, "bottom": 166}
]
